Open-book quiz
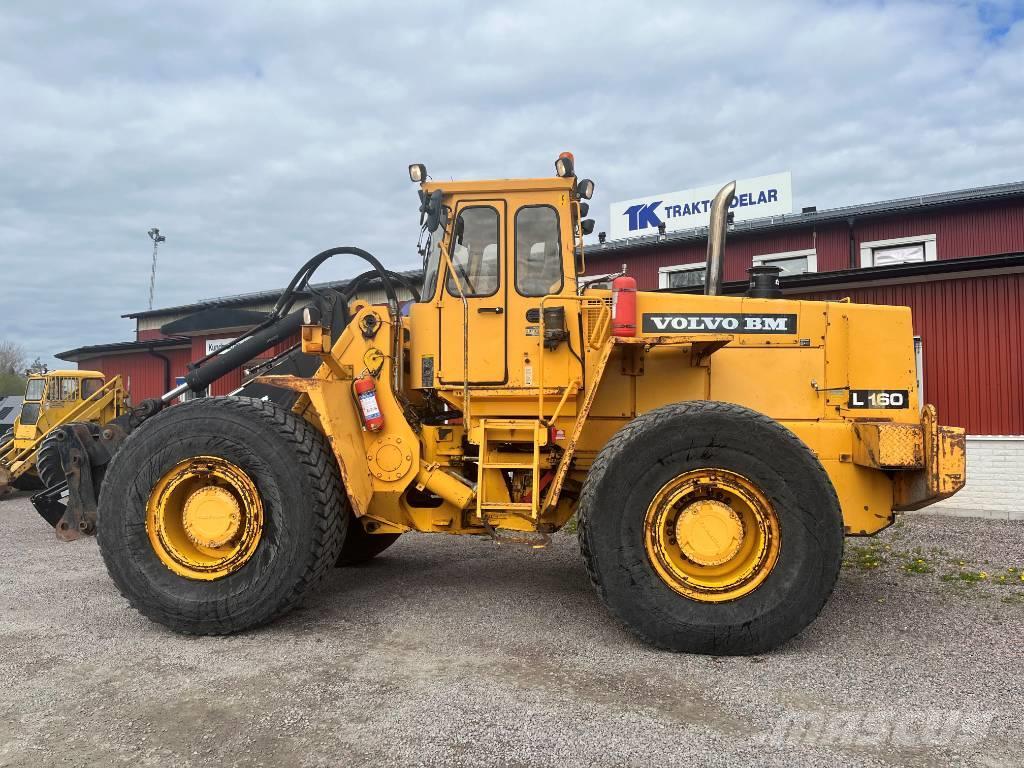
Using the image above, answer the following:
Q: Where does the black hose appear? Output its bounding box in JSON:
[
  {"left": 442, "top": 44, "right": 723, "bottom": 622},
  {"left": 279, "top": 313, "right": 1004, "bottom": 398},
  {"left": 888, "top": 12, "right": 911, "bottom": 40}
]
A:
[
  {"left": 343, "top": 269, "right": 421, "bottom": 303},
  {"left": 273, "top": 246, "right": 400, "bottom": 321},
  {"left": 188, "top": 246, "right": 399, "bottom": 373},
  {"left": 181, "top": 246, "right": 401, "bottom": 399}
]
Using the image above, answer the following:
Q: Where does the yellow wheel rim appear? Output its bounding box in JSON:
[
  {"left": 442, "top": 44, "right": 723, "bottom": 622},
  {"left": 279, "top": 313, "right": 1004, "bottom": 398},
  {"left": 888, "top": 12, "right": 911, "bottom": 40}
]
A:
[
  {"left": 146, "top": 456, "right": 263, "bottom": 581},
  {"left": 644, "top": 469, "right": 780, "bottom": 602}
]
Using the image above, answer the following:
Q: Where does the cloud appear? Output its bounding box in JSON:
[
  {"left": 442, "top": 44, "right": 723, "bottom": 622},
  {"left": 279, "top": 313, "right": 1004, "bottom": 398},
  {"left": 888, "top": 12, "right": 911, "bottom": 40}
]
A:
[{"left": 0, "top": 0, "right": 1021, "bottom": 364}]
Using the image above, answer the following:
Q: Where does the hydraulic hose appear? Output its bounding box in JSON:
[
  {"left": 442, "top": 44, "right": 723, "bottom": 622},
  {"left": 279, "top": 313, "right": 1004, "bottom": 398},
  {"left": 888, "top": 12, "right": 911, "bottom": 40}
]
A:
[{"left": 162, "top": 245, "right": 404, "bottom": 403}]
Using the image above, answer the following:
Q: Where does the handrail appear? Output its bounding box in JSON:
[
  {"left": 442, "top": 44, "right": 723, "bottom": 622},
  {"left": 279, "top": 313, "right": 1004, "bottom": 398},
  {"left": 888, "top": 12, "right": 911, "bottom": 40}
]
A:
[
  {"left": 435, "top": 223, "right": 471, "bottom": 428},
  {"left": 535, "top": 294, "right": 599, "bottom": 423}
]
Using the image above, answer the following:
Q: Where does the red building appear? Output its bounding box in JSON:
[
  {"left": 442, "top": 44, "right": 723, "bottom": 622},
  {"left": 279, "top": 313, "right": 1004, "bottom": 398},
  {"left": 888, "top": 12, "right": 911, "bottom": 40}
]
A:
[{"left": 58, "top": 181, "right": 1024, "bottom": 518}]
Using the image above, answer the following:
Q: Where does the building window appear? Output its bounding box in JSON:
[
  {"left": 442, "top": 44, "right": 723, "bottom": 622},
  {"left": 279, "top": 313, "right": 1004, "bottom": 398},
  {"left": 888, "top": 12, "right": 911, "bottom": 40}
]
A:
[
  {"left": 860, "top": 235, "right": 937, "bottom": 268},
  {"left": 753, "top": 248, "right": 817, "bottom": 275},
  {"left": 659, "top": 262, "right": 707, "bottom": 289}
]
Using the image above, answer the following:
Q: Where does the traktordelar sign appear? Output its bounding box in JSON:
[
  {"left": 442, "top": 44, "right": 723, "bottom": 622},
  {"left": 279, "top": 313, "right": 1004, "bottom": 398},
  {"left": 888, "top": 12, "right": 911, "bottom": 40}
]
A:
[{"left": 609, "top": 171, "right": 793, "bottom": 240}]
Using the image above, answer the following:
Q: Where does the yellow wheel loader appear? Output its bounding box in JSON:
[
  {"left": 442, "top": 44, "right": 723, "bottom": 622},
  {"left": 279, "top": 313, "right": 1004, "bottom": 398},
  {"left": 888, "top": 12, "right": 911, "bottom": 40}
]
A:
[
  {"left": 0, "top": 370, "right": 126, "bottom": 495},
  {"left": 36, "top": 156, "right": 965, "bottom": 654}
]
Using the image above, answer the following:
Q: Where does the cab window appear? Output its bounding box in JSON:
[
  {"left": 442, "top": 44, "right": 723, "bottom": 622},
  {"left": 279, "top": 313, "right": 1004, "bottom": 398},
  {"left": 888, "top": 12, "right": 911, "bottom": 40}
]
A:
[
  {"left": 25, "top": 378, "right": 44, "bottom": 401},
  {"left": 50, "top": 377, "right": 79, "bottom": 401},
  {"left": 515, "top": 205, "right": 563, "bottom": 297},
  {"left": 82, "top": 379, "right": 103, "bottom": 399},
  {"left": 446, "top": 207, "right": 499, "bottom": 297}
]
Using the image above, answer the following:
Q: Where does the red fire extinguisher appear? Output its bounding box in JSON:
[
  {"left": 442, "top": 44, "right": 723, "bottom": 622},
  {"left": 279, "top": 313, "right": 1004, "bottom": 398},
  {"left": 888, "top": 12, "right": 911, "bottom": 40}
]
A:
[
  {"left": 354, "top": 374, "right": 385, "bottom": 431},
  {"left": 612, "top": 274, "right": 637, "bottom": 337}
]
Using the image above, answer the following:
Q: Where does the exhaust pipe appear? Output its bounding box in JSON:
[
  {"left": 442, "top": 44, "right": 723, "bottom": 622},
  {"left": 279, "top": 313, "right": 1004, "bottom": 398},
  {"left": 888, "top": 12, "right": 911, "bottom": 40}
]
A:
[{"left": 704, "top": 181, "right": 736, "bottom": 296}]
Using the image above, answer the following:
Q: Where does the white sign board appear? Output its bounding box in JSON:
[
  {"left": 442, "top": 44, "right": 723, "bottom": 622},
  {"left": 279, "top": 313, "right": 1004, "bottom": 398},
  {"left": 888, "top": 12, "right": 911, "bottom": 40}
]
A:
[
  {"left": 609, "top": 171, "right": 793, "bottom": 240},
  {"left": 205, "top": 337, "right": 236, "bottom": 356}
]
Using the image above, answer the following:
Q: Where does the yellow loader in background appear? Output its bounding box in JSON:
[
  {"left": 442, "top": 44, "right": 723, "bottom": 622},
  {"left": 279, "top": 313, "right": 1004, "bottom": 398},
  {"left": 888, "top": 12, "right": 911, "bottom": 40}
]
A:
[
  {"left": 35, "top": 155, "right": 965, "bottom": 655},
  {"left": 0, "top": 371, "right": 126, "bottom": 495}
]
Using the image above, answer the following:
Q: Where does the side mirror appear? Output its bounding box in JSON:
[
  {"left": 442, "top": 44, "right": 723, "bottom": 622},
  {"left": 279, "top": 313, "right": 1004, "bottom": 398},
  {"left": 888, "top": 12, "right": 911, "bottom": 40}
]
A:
[{"left": 424, "top": 189, "right": 444, "bottom": 232}]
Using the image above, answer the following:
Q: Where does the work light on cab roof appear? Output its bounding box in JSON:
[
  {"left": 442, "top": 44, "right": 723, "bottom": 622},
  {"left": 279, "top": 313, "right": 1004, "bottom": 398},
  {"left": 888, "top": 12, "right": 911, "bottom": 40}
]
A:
[
  {"left": 408, "top": 163, "right": 426, "bottom": 183},
  {"left": 555, "top": 151, "right": 575, "bottom": 178}
]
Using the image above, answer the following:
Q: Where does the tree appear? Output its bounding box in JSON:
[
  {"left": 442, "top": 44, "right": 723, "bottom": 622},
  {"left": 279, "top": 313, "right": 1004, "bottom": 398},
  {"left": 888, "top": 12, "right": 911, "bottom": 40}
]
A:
[
  {"left": 0, "top": 340, "right": 26, "bottom": 376},
  {"left": 27, "top": 357, "right": 48, "bottom": 375},
  {"left": 0, "top": 341, "right": 28, "bottom": 395}
]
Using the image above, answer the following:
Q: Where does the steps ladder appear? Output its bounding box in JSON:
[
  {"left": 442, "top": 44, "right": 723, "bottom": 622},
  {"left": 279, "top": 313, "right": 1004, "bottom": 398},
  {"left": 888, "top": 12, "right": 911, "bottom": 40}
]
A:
[{"left": 474, "top": 418, "right": 546, "bottom": 520}]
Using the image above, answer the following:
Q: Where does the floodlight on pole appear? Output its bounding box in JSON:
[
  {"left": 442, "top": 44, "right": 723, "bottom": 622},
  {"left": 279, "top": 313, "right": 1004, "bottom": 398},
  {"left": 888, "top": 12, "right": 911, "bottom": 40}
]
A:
[{"left": 147, "top": 228, "right": 166, "bottom": 310}]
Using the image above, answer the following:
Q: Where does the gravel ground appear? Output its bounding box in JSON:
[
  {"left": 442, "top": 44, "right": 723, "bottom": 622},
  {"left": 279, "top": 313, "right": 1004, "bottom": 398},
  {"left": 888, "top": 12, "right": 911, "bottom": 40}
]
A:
[{"left": 1, "top": 493, "right": 1022, "bottom": 768}]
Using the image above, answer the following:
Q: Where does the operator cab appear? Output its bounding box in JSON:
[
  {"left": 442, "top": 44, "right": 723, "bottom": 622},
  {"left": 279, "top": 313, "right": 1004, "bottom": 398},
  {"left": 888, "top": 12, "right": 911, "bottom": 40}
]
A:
[
  {"left": 16, "top": 371, "right": 105, "bottom": 436},
  {"left": 406, "top": 155, "right": 596, "bottom": 393}
]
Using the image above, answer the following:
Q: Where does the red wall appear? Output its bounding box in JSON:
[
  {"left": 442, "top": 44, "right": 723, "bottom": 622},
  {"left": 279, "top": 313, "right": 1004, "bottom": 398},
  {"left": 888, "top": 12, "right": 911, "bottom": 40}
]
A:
[
  {"left": 797, "top": 274, "right": 1024, "bottom": 436},
  {"left": 81, "top": 348, "right": 192, "bottom": 405},
  {"left": 584, "top": 199, "right": 1024, "bottom": 290},
  {"left": 78, "top": 331, "right": 302, "bottom": 402}
]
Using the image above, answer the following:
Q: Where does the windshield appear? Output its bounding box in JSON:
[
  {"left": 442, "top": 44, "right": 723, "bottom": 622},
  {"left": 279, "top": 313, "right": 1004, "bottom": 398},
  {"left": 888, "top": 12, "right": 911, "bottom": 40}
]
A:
[
  {"left": 25, "top": 378, "right": 44, "bottom": 401},
  {"left": 419, "top": 229, "right": 445, "bottom": 302}
]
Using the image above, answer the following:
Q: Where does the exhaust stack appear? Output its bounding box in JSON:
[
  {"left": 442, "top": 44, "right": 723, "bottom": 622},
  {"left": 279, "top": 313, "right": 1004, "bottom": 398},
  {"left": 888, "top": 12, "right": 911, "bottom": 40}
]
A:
[{"left": 704, "top": 181, "right": 736, "bottom": 296}]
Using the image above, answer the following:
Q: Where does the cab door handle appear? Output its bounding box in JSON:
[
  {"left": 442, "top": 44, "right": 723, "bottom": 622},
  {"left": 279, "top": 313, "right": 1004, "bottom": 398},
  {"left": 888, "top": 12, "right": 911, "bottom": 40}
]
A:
[{"left": 477, "top": 307, "right": 504, "bottom": 314}]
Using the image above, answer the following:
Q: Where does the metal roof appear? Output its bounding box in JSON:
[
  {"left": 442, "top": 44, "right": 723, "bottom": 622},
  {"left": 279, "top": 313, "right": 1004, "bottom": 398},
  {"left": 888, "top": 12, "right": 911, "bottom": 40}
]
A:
[
  {"left": 590, "top": 179, "right": 1024, "bottom": 255},
  {"left": 124, "top": 268, "right": 424, "bottom": 320},
  {"left": 56, "top": 336, "right": 191, "bottom": 362}
]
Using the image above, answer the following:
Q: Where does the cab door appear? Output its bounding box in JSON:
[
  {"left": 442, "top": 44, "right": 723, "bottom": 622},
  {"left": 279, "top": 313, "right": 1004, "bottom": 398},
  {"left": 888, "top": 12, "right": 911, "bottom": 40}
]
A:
[
  {"left": 502, "top": 199, "right": 581, "bottom": 389},
  {"left": 438, "top": 201, "right": 507, "bottom": 385}
]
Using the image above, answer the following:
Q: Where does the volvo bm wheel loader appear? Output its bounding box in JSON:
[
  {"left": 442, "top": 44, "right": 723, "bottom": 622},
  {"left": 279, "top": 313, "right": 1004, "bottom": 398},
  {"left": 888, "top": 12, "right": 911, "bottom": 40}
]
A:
[{"left": 35, "top": 155, "right": 965, "bottom": 655}]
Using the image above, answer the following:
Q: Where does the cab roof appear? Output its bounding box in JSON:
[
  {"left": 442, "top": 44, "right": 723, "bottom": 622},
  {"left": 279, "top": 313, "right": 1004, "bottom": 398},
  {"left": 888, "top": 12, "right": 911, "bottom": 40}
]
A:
[
  {"left": 29, "top": 370, "right": 104, "bottom": 379},
  {"left": 421, "top": 176, "right": 576, "bottom": 196}
]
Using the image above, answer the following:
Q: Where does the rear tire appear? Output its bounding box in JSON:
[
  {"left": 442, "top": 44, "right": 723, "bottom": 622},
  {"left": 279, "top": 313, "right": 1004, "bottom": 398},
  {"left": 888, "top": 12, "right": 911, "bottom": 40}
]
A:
[
  {"left": 97, "top": 397, "right": 346, "bottom": 635},
  {"left": 578, "top": 401, "right": 843, "bottom": 655},
  {"left": 36, "top": 431, "right": 65, "bottom": 488},
  {"left": 336, "top": 516, "right": 400, "bottom": 566}
]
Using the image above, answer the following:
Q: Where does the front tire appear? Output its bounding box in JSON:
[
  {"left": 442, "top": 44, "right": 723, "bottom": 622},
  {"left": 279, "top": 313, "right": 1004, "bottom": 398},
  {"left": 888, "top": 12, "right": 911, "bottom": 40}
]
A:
[
  {"left": 578, "top": 401, "right": 843, "bottom": 655},
  {"left": 97, "top": 397, "right": 346, "bottom": 635}
]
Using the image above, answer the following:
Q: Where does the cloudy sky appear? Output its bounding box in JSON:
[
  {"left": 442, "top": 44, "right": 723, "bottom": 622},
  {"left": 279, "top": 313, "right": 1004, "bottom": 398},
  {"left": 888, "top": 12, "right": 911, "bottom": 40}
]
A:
[{"left": 1, "top": 1, "right": 1022, "bottom": 365}]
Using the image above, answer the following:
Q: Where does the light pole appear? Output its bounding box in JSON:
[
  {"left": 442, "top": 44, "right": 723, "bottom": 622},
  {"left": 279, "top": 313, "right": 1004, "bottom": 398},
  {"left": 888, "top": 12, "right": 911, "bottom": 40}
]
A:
[{"left": 147, "top": 228, "right": 166, "bottom": 310}]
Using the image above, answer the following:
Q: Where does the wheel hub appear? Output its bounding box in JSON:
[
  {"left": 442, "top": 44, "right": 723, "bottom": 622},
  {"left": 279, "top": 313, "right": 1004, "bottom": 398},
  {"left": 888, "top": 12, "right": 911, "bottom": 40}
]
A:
[
  {"left": 644, "top": 469, "right": 781, "bottom": 603},
  {"left": 675, "top": 499, "right": 743, "bottom": 566},
  {"left": 145, "top": 456, "right": 264, "bottom": 581},
  {"left": 182, "top": 486, "right": 242, "bottom": 549}
]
